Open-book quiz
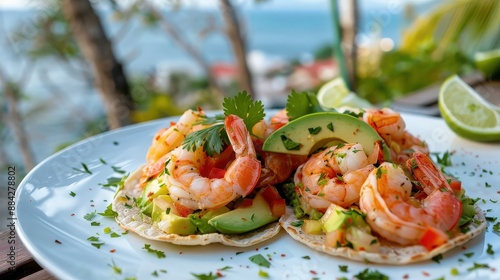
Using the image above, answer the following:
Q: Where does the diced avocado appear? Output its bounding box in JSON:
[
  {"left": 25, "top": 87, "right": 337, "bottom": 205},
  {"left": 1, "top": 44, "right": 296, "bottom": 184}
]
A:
[
  {"left": 301, "top": 219, "right": 323, "bottom": 235},
  {"left": 139, "top": 177, "right": 169, "bottom": 216},
  {"left": 208, "top": 190, "right": 278, "bottom": 234},
  {"left": 188, "top": 207, "right": 230, "bottom": 234},
  {"left": 151, "top": 195, "right": 174, "bottom": 222},
  {"left": 156, "top": 211, "right": 197, "bottom": 235},
  {"left": 262, "top": 112, "right": 391, "bottom": 161},
  {"left": 320, "top": 204, "right": 379, "bottom": 251},
  {"left": 320, "top": 204, "right": 368, "bottom": 233}
]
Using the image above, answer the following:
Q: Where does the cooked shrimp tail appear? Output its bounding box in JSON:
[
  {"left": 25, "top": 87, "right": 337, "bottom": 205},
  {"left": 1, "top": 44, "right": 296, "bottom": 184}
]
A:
[{"left": 224, "top": 114, "right": 261, "bottom": 197}]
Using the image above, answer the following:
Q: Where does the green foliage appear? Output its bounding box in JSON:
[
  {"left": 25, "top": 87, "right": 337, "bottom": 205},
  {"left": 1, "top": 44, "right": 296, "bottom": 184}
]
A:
[
  {"left": 285, "top": 90, "right": 324, "bottom": 121},
  {"left": 314, "top": 44, "right": 333, "bottom": 60},
  {"left": 10, "top": 3, "right": 80, "bottom": 60},
  {"left": 128, "top": 76, "right": 185, "bottom": 123},
  {"left": 356, "top": 43, "right": 474, "bottom": 104},
  {"left": 401, "top": 0, "right": 500, "bottom": 57}
]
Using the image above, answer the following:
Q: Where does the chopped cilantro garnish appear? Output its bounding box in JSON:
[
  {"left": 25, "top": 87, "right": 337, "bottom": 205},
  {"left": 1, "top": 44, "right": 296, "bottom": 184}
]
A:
[
  {"left": 339, "top": 265, "right": 348, "bottom": 272},
  {"left": 111, "top": 165, "right": 126, "bottom": 174},
  {"left": 308, "top": 126, "right": 321, "bottom": 135},
  {"left": 467, "top": 262, "right": 490, "bottom": 271},
  {"left": 354, "top": 268, "right": 389, "bottom": 280},
  {"left": 223, "top": 91, "right": 265, "bottom": 130},
  {"left": 249, "top": 254, "right": 271, "bottom": 268},
  {"left": 487, "top": 243, "right": 494, "bottom": 255},
  {"left": 110, "top": 232, "right": 121, "bottom": 238},
  {"left": 291, "top": 220, "right": 304, "bottom": 227},
  {"left": 432, "top": 254, "right": 443, "bottom": 263},
  {"left": 83, "top": 210, "right": 96, "bottom": 221},
  {"left": 98, "top": 204, "right": 118, "bottom": 218},
  {"left": 90, "top": 221, "right": 100, "bottom": 226},
  {"left": 434, "top": 151, "right": 452, "bottom": 166},
  {"left": 285, "top": 90, "right": 324, "bottom": 121},
  {"left": 464, "top": 252, "right": 474, "bottom": 258},
  {"left": 87, "top": 236, "right": 99, "bottom": 242},
  {"left": 143, "top": 244, "right": 166, "bottom": 259},
  {"left": 280, "top": 135, "right": 301, "bottom": 150},
  {"left": 182, "top": 124, "right": 227, "bottom": 157},
  {"left": 73, "top": 162, "right": 92, "bottom": 174},
  {"left": 191, "top": 272, "right": 220, "bottom": 280},
  {"left": 326, "top": 122, "right": 334, "bottom": 132},
  {"left": 69, "top": 191, "right": 76, "bottom": 197},
  {"left": 493, "top": 222, "right": 500, "bottom": 234},
  {"left": 99, "top": 175, "right": 127, "bottom": 188},
  {"left": 91, "top": 242, "right": 105, "bottom": 249},
  {"left": 302, "top": 255, "right": 311, "bottom": 260},
  {"left": 109, "top": 260, "right": 121, "bottom": 274},
  {"left": 376, "top": 166, "right": 387, "bottom": 179}
]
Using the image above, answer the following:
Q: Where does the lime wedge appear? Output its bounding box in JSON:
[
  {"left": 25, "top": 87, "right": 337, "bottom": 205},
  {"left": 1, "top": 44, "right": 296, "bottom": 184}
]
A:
[
  {"left": 317, "top": 77, "right": 372, "bottom": 109},
  {"left": 438, "top": 75, "right": 500, "bottom": 142}
]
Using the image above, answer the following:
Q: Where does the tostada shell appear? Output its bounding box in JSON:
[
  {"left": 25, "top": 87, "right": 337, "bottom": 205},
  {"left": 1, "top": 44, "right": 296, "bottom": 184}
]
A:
[
  {"left": 280, "top": 205, "right": 486, "bottom": 264},
  {"left": 112, "top": 165, "right": 280, "bottom": 247}
]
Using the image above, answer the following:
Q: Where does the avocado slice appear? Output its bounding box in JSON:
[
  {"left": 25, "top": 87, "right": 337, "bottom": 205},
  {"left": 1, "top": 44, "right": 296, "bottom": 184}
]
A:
[
  {"left": 208, "top": 190, "right": 278, "bottom": 234},
  {"left": 188, "top": 207, "right": 230, "bottom": 234},
  {"left": 262, "top": 112, "right": 391, "bottom": 161}
]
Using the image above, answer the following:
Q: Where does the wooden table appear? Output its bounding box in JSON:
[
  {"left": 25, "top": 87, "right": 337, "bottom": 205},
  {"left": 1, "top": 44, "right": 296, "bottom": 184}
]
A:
[{"left": 0, "top": 230, "right": 56, "bottom": 280}]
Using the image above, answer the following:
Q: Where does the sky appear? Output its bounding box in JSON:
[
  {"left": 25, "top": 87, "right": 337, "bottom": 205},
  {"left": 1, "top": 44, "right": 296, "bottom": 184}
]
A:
[{"left": 0, "top": 0, "right": 434, "bottom": 10}]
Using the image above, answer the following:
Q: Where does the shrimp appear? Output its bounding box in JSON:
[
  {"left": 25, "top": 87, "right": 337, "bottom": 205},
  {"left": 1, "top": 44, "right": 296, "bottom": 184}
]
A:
[
  {"left": 252, "top": 117, "right": 308, "bottom": 188},
  {"left": 269, "top": 109, "right": 289, "bottom": 130},
  {"left": 363, "top": 108, "right": 429, "bottom": 164},
  {"left": 166, "top": 114, "right": 261, "bottom": 210},
  {"left": 359, "top": 152, "right": 462, "bottom": 247},
  {"left": 139, "top": 109, "right": 205, "bottom": 187},
  {"left": 294, "top": 143, "right": 377, "bottom": 212},
  {"left": 146, "top": 109, "right": 204, "bottom": 164}
]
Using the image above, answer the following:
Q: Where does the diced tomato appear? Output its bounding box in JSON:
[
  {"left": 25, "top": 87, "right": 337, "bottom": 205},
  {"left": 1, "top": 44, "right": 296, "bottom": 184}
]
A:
[
  {"left": 236, "top": 198, "right": 254, "bottom": 208},
  {"left": 208, "top": 167, "right": 226, "bottom": 179},
  {"left": 448, "top": 177, "right": 462, "bottom": 192},
  {"left": 173, "top": 202, "right": 194, "bottom": 217},
  {"left": 260, "top": 186, "right": 286, "bottom": 217},
  {"left": 419, "top": 227, "right": 448, "bottom": 251}
]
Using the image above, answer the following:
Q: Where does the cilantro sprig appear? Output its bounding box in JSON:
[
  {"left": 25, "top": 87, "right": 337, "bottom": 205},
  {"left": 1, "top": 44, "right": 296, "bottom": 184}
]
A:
[
  {"left": 182, "top": 91, "right": 265, "bottom": 156},
  {"left": 285, "top": 90, "right": 324, "bottom": 121}
]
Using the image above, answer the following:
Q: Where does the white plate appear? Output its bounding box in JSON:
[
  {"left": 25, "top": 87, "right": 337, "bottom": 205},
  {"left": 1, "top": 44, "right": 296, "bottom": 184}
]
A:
[{"left": 16, "top": 113, "right": 500, "bottom": 280}]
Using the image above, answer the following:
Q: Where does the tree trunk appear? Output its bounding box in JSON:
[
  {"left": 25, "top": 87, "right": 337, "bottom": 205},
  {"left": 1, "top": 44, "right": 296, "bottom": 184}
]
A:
[
  {"left": 339, "top": 0, "right": 358, "bottom": 89},
  {"left": 0, "top": 68, "right": 35, "bottom": 171},
  {"left": 219, "top": 0, "right": 254, "bottom": 97},
  {"left": 62, "top": 0, "right": 133, "bottom": 129}
]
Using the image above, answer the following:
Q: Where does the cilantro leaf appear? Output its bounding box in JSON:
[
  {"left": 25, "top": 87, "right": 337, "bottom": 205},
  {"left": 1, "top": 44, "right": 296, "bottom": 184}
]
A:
[
  {"left": 285, "top": 90, "right": 324, "bottom": 121},
  {"left": 223, "top": 91, "right": 265, "bottom": 131},
  {"left": 191, "top": 272, "right": 220, "bottom": 280},
  {"left": 98, "top": 204, "right": 118, "bottom": 218},
  {"left": 181, "top": 92, "right": 263, "bottom": 157},
  {"left": 143, "top": 244, "right": 166, "bottom": 259},
  {"left": 249, "top": 254, "right": 271, "bottom": 268},
  {"left": 354, "top": 268, "right": 389, "bottom": 280},
  {"left": 182, "top": 123, "right": 228, "bottom": 157}
]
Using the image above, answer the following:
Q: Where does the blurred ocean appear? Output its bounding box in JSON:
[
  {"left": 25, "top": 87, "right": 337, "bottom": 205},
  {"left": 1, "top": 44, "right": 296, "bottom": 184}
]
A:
[{"left": 0, "top": 2, "right": 433, "bottom": 165}]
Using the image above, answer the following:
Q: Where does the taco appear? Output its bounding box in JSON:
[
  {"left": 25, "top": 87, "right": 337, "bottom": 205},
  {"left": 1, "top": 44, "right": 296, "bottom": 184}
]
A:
[
  {"left": 280, "top": 155, "right": 486, "bottom": 264},
  {"left": 112, "top": 98, "right": 295, "bottom": 247},
  {"left": 263, "top": 108, "right": 486, "bottom": 263}
]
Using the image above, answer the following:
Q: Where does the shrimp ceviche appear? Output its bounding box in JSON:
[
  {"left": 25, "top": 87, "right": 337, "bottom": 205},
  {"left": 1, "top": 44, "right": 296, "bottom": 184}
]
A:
[{"left": 113, "top": 91, "right": 486, "bottom": 259}]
